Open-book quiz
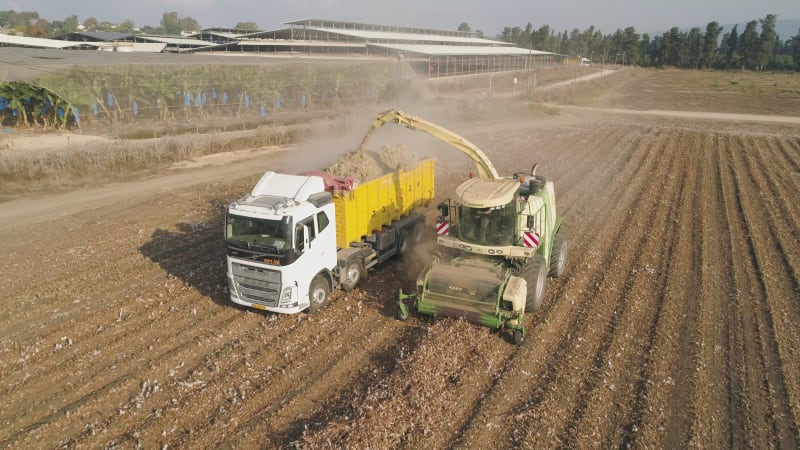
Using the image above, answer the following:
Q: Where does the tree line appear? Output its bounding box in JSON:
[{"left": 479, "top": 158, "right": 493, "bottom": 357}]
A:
[
  {"left": 0, "top": 9, "right": 259, "bottom": 36},
  {"left": 494, "top": 14, "right": 800, "bottom": 71}
]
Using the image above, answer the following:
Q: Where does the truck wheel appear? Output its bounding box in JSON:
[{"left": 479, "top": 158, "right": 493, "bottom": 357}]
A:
[
  {"left": 397, "top": 229, "right": 410, "bottom": 256},
  {"left": 549, "top": 234, "right": 568, "bottom": 277},
  {"left": 410, "top": 222, "right": 424, "bottom": 244},
  {"left": 513, "top": 330, "right": 524, "bottom": 345},
  {"left": 524, "top": 256, "right": 547, "bottom": 312},
  {"left": 341, "top": 259, "right": 364, "bottom": 291},
  {"left": 308, "top": 275, "right": 330, "bottom": 314}
]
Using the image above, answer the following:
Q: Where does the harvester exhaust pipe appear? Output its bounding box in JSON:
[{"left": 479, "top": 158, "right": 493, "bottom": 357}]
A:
[{"left": 530, "top": 162, "right": 540, "bottom": 176}]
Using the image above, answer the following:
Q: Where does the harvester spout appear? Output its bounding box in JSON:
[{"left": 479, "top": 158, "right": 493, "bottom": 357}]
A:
[{"left": 356, "top": 109, "right": 501, "bottom": 179}]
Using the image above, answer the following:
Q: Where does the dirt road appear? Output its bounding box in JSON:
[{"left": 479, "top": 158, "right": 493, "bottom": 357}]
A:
[{"left": 1, "top": 76, "right": 799, "bottom": 448}]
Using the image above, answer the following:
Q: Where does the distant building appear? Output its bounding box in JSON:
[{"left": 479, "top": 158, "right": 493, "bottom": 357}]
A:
[{"left": 0, "top": 18, "right": 562, "bottom": 74}]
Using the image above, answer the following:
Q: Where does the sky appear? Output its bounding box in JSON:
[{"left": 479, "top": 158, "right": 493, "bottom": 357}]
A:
[{"left": 5, "top": 0, "right": 799, "bottom": 37}]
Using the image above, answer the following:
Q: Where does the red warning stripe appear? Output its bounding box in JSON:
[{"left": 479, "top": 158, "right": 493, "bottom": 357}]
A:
[
  {"left": 436, "top": 221, "right": 450, "bottom": 235},
  {"left": 523, "top": 231, "right": 540, "bottom": 248}
]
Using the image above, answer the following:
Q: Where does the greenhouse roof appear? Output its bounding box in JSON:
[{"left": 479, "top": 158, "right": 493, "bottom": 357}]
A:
[
  {"left": 134, "top": 36, "right": 216, "bottom": 46},
  {"left": 367, "top": 43, "right": 555, "bottom": 57},
  {"left": 58, "top": 31, "right": 135, "bottom": 42},
  {"left": 300, "top": 27, "right": 508, "bottom": 46},
  {"left": 0, "top": 34, "right": 89, "bottom": 49}
]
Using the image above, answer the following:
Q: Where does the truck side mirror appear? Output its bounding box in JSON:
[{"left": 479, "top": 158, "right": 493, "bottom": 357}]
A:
[{"left": 437, "top": 202, "right": 449, "bottom": 218}]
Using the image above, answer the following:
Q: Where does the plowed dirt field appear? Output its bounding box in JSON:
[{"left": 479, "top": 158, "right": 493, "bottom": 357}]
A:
[{"left": 1, "top": 69, "right": 799, "bottom": 448}]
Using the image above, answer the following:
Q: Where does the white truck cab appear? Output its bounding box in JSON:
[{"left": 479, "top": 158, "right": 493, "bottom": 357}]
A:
[{"left": 225, "top": 172, "right": 337, "bottom": 314}]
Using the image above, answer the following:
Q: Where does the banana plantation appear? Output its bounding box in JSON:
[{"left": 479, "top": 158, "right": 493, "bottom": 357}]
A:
[{"left": 0, "top": 60, "right": 397, "bottom": 130}]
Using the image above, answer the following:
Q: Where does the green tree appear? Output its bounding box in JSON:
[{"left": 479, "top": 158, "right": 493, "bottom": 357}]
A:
[
  {"left": 457, "top": 22, "right": 471, "bottom": 32},
  {"left": 702, "top": 21, "right": 723, "bottom": 69},
  {"left": 662, "top": 27, "right": 684, "bottom": 66},
  {"left": 119, "top": 19, "right": 135, "bottom": 32},
  {"left": 567, "top": 28, "right": 583, "bottom": 58},
  {"left": 63, "top": 14, "right": 79, "bottom": 33},
  {"left": 686, "top": 27, "right": 703, "bottom": 68},
  {"left": 522, "top": 22, "right": 533, "bottom": 49},
  {"left": 758, "top": 14, "right": 777, "bottom": 70},
  {"left": 235, "top": 22, "right": 259, "bottom": 31},
  {"left": 792, "top": 29, "right": 800, "bottom": 70},
  {"left": 160, "top": 11, "right": 181, "bottom": 35},
  {"left": 179, "top": 16, "right": 200, "bottom": 32},
  {"left": 723, "top": 25, "right": 739, "bottom": 68},
  {"left": 639, "top": 33, "right": 651, "bottom": 66},
  {"left": 620, "top": 27, "right": 640, "bottom": 65},
  {"left": 531, "top": 25, "right": 550, "bottom": 51},
  {"left": 0, "top": 10, "right": 39, "bottom": 29},
  {"left": 739, "top": 20, "right": 760, "bottom": 70}
]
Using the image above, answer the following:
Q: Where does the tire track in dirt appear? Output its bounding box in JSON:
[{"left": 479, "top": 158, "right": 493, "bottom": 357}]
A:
[
  {"left": 728, "top": 135, "right": 799, "bottom": 447},
  {"left": 686, "top": 133, "right": 745, "bottom": 448},
  {"left": 774, "top": 137, "right": 800, "bottom": 175},
  {"left": 583, "top": 130, "right": 698, "bottom": 448},
  {"left": 640, "top": 130, "right": 706, "bottom": 449},
  {"left": 557, "top": 130, "right": 688, "bottom": 448},
  {"left": 711, "top": 132, "right": 787, "bottom": 448}
]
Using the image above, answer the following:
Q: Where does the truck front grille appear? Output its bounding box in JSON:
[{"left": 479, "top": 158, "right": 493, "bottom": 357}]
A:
[{"left": 232, "top": 262, "right": 281, "bottom": 306}]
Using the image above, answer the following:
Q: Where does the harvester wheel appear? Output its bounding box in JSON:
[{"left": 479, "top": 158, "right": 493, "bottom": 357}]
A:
[
  {"left": 513, "top": 330, "right": 524, "bottom": 345},
  {"left": 549, "top": 234, "right": 568, "bottom": 277},
  {"left": 524, "top": 256, "right": 547, "bottom": 312},
  {"left": 341, "top": 259, "right": 364, "bottom": 291},
  {"left": 308, "top": 275, "right": 330, "bottom": 314},
  {"left": 396, "top": 306, "right": 409, "bottom": 321}
]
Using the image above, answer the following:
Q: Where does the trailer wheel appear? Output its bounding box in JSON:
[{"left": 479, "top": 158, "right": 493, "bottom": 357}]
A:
[
  {"left": 308, "top": 275, "right": 330, "bottom": 314},
  {"left": 549, "top": 234, "right": 568, "bottom": 277},
  {"left": 341, "top": 259, "right": 364, "bottom": 291},
  {"left": 524, "top": 256, "right": 547, "bottom": 312},
  {"left": 513, "top": 330, "right": 524, "bottom": 345}
]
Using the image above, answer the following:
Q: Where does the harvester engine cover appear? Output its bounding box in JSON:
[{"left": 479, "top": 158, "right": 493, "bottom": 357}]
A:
[
  {"left": 415, "top": 256, "right": 523, "bottom": 326},
  {"left": 427, "top": 263, "right": 503, "bottom": 305}
]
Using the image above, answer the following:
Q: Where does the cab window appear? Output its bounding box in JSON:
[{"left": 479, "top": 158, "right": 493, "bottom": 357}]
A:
[{"left": 317, "top": 211, "right": 330, "bottom": 233}]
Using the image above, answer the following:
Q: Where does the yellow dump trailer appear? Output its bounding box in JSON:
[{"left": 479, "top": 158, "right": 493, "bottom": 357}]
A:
[{"left": 333, "top": 158, "right": 435, "bottom": 249}]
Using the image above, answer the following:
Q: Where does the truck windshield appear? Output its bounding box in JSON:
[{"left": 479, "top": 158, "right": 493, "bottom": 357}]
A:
[
  {"left": 226, "top": 214, "right": 292, "bottom": 253},
  {"left": 458, "top": 200, "right": 516, "bottom": 246}
]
